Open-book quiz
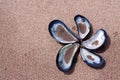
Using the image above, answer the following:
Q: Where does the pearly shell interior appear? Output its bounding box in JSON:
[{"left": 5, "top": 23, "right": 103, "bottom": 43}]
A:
[
  {"left": 74, "top": 15, "right": 91, "bottom": 39},
  {"left": 80, "top": 48, "right": 104, "bottom": 68},
  {"left": 49, "top": 20, "right": 78, "bottom": 44},
  {"left": 56, "top": 43, "right": 79, "bottom": 72},
  {"left": 82, "top": 29, "right": 106, "bottom": 50}
]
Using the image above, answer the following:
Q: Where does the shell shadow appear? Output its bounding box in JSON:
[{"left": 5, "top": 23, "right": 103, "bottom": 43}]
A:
[{"left": 64, "top": 48, "right": 80, "bottom": 75}]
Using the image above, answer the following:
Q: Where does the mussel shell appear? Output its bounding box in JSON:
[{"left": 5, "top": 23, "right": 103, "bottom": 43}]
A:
[
  {"left": 74, "top": 15, "right": 91, "bottom": 39},
  {"left": 82, "top": 29, "right": 107, "bottom": 50},
  {"left": 80, "top": 48, "right": 104, "bottom": 68},
  {"left": 48, "top": 20, "right": 78, "bottom": 45},
  {"left": 56, "top": 43, "right": 79, "bottom": 72}
]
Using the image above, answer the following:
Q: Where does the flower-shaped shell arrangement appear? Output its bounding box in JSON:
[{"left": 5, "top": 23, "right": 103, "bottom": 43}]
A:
[{"left": 48, "top": 15, "right": 107, "bottom": 73}]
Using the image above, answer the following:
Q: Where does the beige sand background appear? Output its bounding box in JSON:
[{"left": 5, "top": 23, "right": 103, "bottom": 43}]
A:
[{"left": 0, "top": 0, "right": 120, "bottom": 80}]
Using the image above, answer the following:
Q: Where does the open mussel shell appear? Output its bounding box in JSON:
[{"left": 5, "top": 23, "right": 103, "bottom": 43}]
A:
[
  {"left": 74, "top": 15, "right": 91, "bottom": 39},
  {"left": 48, "top": 20, "right": 78, "bottom": 44},
  {"left": 82, "top": 29, "right": 107, "bottom": 50},
  {"left": 80, "top": 48, "right": 104, "bottom": 68},
  {"left": 56, "top": 43, "right": 79, "bottom": 72}
]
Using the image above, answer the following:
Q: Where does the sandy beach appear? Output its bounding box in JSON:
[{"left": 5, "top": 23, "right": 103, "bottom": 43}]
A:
[{"left": 0, "top": 0, "right": 120, "bottom": 80}]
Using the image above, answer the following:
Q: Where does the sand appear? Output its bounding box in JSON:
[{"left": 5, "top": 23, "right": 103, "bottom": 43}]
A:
[{"left": 0, "top": 0, "right": 120, "bottom": 80}]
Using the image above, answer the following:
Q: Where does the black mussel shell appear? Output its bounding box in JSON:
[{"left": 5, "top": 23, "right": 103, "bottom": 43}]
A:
[
  {"left": 80, "top": 48, "right": 104, "bottom": 68},
  {"left": 74, "top": 15, "right": 91, "bottom": 39},
  {"left": 48, "top": 20, "right": 78, "bottom": 45},
  {"left": 82, "top": 29, "right": 107, "bottom": 50},
  {"left": 56, "top": 43, "right": 79, "bottom": 72}
]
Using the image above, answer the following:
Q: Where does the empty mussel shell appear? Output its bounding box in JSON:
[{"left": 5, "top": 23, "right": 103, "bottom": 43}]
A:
[
  {"left": 80, "top": 48, "right": 104, "bottom": 68},
  {"left": 56, "top": 43, "right": 79, "bottom": 72},
  {"left": 48, "top": 20, "right": 78, "bottom": 44},
  {"left": 82, "top": 29, "right": 107, "bottom": 50},
  {"left": 74, "top": 15, "right": 91, "bottom": 39}
]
